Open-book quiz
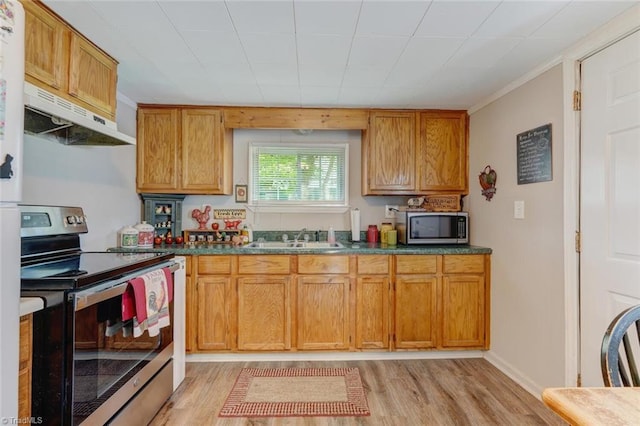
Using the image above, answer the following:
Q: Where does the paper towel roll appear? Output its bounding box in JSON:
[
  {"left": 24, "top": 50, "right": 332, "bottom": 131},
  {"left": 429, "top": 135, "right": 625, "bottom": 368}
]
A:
[{"left": 350, "top": 208, "right": 361, "bottom": 241}]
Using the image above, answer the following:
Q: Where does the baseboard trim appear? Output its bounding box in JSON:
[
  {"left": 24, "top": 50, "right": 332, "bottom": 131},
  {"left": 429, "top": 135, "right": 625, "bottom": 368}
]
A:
[
  {"left": 484, "top": 351, "right": 545, "bottom": 400},
  {"left": 186, "top": 350, "right": 485, "bottom": 363}
]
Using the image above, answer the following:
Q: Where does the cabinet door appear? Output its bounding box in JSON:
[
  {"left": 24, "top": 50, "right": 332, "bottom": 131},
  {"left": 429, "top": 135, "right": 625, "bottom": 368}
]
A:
[
  {"left": 237, "top": 276, "right": 291, "bottom": 350},
  {"left": 356, "top": 276, "right": 389, "bottom": 349},
  {"left": 19, "top": 315, "right": 32, "bottom": 420},
  {"left": 297, "top": 275, "right": 350, "bottom": 350},
  {"left": 196, "top": 276, "right": 233, "bottom": 351},
  {"left": 417, "top": 111, "right": 468, "bottom": 193},
  {"left": 23, "top": 0, "right": 68, "bottom": 90},
  {"left": 68, "top": 33, "right": 118, "bottom": 119},
  {"left": 137, "top": 108, "right": 180, "bottom": 192},
  {"left": 395, "top": 275, "right": 438, "bottom": 349},
  {"left": 181, "top": 109, "right": 232, "bottom": 194},
  {"left": 363, "top": 111, "right": 416, "bottom": 194},
  {"left": 441, "top": 274, "right": 485, "bottom": 348},
  {"left": 185, "top": 271, "right": 195, "bottom": 353}
]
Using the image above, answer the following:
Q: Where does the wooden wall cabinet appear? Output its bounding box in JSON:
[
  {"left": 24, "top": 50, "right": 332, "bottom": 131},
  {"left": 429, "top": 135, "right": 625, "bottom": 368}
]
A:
[
  {"left": 363, "top": 111, "right": 417, "bottom": 194},
  {"left": 23, "top": 0, "right": 118, "bottom": 120},
  {"left": 136, "top": 107, "right": 233, "bottom": 195},
  {"left": 417, "top": 111, "right": 469, "bottom": 193},
  {"left": 355, "top": 255, "right": 390, "bottom": 349},
  {"left": 363, "top": 109, "right": 469, "bottom": 195},
  {"left": 18, "top": 314, "right": 32, "bottom": 421}
]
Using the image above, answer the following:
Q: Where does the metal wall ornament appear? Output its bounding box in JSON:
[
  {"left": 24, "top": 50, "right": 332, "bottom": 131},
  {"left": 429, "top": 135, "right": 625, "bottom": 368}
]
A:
[{"left": 479, "top": 165, "right": 497, "bottom": 201}]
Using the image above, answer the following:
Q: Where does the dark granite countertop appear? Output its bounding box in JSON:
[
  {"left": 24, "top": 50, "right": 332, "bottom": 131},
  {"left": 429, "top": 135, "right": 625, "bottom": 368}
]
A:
[{"left": 108, "top": 242, "right": 492, "bottom": 255}]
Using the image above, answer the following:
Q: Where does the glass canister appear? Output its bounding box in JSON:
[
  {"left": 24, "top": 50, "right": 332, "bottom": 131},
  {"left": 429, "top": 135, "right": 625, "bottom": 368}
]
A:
[
  {"left": 134, "top": 221, "right": 155, "bottom": 248},
  {"left": 119, "top": 225, "right": 139, "bottom": 248},
  {"left": 380, "top": 222, "right": 393, "bottom": 244}
]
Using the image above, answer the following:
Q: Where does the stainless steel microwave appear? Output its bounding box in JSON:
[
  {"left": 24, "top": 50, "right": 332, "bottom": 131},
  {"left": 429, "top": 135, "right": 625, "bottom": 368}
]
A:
[{"left": 396, "top": 211, "right": 469, "bottom": 245}]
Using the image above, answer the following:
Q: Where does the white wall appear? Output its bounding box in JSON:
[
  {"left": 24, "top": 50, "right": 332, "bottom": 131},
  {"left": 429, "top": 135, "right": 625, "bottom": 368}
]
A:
[
  {"left": 182, "top": 129, "right": 407, "bottom": 234},
  {"left": 468, "top": 65, "right": 566, "bottom": 394},
  {"left": 22, "top": 97, "right": 140, "bottom": 251}
]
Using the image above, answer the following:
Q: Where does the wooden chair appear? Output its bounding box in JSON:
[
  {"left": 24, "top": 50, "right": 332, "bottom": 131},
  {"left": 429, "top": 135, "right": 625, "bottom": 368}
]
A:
[{"left": 601, "top": 305, "right": 640, "bottom": 386}]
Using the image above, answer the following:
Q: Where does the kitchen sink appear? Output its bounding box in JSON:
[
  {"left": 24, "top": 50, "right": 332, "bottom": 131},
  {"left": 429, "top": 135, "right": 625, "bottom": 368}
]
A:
[{"left": 243, "top": 241, "right": 345, "bottom": 249}]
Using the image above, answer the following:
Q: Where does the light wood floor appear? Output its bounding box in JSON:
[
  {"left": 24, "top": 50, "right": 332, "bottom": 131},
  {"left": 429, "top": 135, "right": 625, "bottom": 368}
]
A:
[{"left": 150, "top": 359, "right": 566, "bottom": 425}]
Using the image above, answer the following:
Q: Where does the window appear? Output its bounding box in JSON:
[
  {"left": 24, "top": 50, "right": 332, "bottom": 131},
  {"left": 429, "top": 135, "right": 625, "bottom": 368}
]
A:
[{"left": 249, "top": 143, "right": 349, "bottom": 212}]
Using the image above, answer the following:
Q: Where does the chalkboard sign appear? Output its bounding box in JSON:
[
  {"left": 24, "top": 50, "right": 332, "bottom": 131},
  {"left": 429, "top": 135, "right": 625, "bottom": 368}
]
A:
[{"left": 517, "top": 123, "right": 552, "bottom": 184}]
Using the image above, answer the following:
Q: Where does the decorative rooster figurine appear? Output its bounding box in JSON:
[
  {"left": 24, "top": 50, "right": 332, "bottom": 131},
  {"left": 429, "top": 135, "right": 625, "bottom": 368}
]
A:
[{"left": 191, "top": 205, "right": 211, "bottom": 230}]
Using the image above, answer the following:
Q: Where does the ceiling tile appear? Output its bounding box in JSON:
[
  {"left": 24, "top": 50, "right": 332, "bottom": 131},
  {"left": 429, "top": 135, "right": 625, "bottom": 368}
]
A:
[
  {"left": 394, "top": 37, "right": 465, "bottom": 70},
  {"left": 239, "top": 33, "right": 297, "bottom": 64},
  {"left": 415, "top": 1, "right": 499, "bottom": 38},
  {"left": 474, "top": 1, "right": 569, "bottom": 37},
  {"left": 300, "top": 86, "right": 340, "bottom": 106},
  {"left": 220, "top": 84, "right": 265, "bottom": 105},
  {"left": 356, "top": 0, "right": 430, "bottom": 36},
  {"left": 252, "top": 63, "right": 299, "bottom": 86},
  {"left": 259, "top": 85, "right": 302, "bottom": 106},
  {"left": 296, "top": 35, "right": 352, "bottom": 66},
  {"left": 226, "top": 0, "right": 295, "bottom": 34},
  {"left": 159, "top": 1, "right": 234, "bottom": 32},
  {"left": 293, "top": 0, "right": 362, "bottom": 35},
  {"left": 204, "top": 63, "right": 256, "bottom": 86},
  {"left": 181, "top": 31, "right": 248, "bottom": 65},
  {"left": 533, "top": 1, "right": 637, "bottom": 37},
  {"left": 298, "top": 64, "right": 345, "bottom": 87},
  {"left": 337, "top": 86, "right": 379, "bottom": 107},
  {"left": 342, "top": 66, "right": 393, "bottom": 88},
  {"left": 348, "top": 36, "right": 409, "bottom": 67},
  {"left": 87, "top": 1, "right": 171, "bottom": 30},
  {"left": 447, "top": 37, "right": 523, "bottom": 69}
]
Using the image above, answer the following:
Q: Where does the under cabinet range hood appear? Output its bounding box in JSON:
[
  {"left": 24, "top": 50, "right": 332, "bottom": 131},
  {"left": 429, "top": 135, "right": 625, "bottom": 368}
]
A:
[{"left": 23, "top": 82, "right": 135, "bottom": 146}]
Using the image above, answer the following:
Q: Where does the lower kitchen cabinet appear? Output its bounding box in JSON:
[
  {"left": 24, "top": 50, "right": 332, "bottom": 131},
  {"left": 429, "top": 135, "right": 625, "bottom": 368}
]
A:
[
  {"left": 441, "top": 255, "right": 488, "bottom": 349},
  {"left": 19, "top": 314, "right": 32, "bottom": 420},
  {"left": 237, "top": 276, "right": 291, "bottom": 351},
  {"left": 355, "top": 255, "right": 390, "bottom": 349},
  {"left": 196, "top": 275, "right": 233, "bottom": 351},
  {"left": 185, "top": 252, "right": 489, "bottom": 353}
]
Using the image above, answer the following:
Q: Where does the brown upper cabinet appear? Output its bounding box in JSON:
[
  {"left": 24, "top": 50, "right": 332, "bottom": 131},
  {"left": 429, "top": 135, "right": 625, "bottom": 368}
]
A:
[
  {"left": 22, "top": 0, "right": 118, "bottom": 120},
  {"left": 363, "top": 109, "right": 468, "bottom": 195},
  {"left": 137, "top": 106, "right": 233, "bottom": 195}
]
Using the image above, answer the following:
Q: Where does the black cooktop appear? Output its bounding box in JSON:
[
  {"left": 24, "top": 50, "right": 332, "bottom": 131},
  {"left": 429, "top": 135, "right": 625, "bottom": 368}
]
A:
[{"left": 21, "top": 251, "right": 174, "bottom": 290}]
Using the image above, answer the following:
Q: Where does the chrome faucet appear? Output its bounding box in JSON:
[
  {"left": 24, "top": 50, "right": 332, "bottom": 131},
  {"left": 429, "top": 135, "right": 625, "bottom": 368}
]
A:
[{"left": 294, "top": 228, "right": 307, "bottom": 242}]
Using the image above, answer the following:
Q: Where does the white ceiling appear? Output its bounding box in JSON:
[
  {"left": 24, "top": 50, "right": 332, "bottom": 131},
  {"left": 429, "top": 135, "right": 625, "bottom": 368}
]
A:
[{"left": 42, "top": 0, "right": 639, "bottom": 110}]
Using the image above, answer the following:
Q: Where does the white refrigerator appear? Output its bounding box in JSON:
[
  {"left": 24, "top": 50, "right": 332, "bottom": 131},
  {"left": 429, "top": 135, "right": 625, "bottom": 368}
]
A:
[{"left": 0, "top": 0, "right": 24, "bottom": 420}]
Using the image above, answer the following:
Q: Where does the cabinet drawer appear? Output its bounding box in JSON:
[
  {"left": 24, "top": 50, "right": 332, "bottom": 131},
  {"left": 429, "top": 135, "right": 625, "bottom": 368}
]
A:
[
  {"left": 198, "top": 256, "right": 232, "bottom": 275},
  {"left": 238, "top": 256, "right": 291, "bottom": 275},
  {"left": 443, "top": 255, "right": 485, "bottom": 274},
  {"left": 395, "top": 255, "right": 437, "bottom": 274},
  {"left": 298, "top": 255, "right": 349, "bottom": 274},
  {"left": 357, "top": 255, "right": 389, "bottom": 274}
]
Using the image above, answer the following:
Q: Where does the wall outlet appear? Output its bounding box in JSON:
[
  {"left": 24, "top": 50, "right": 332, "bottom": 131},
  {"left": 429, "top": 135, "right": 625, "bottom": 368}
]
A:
[
  {"left": 514, "top": 200, "right": 525, "bottom": 219},
  {"left": 385, "top": 205, "right": 398, "bottom": 219}
]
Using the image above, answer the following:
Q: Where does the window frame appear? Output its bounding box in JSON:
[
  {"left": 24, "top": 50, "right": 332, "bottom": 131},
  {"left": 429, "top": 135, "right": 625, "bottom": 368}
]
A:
[{"left": 247, "top": 142, "right": 350, "bottom": 213}]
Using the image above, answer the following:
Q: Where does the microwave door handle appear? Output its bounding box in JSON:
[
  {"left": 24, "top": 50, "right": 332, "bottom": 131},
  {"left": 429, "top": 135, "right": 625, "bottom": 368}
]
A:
[{"left": 74, "top": 282, "right": 129, "bottom": 311}]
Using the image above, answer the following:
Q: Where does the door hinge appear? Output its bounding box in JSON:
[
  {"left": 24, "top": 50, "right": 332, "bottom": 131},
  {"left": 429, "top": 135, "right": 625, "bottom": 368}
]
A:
[
  {"left": 576, "top": 373, "right": 582, "bottom": 387},
  {"left": 575, "top": 231, "right": 581, "bottom": 253},
  {"left": 573, "top": 90, "right": 582, "bottom": 111}
]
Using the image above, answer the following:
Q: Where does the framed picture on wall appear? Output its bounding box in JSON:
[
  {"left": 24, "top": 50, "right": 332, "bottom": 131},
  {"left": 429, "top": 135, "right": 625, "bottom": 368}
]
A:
[{"left": 235, "top": 184, "right": 248, "bottom": 203}]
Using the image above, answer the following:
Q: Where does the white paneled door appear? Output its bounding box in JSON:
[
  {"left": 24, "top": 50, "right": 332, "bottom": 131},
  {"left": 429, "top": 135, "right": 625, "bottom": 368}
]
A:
[{"left": 579, "top": 30, "right": 640, "bottom": 387}]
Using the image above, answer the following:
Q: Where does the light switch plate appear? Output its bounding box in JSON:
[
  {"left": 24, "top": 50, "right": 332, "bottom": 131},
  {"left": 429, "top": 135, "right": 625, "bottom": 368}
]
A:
[{"left": 514, "top": 200, "right": 525, "bottom": 219}]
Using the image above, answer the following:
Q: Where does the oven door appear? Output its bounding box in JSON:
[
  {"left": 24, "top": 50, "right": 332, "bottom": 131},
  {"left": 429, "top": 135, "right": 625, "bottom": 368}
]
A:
[{"left": 69, "top": 261, "right": 177, "bottom": 425}]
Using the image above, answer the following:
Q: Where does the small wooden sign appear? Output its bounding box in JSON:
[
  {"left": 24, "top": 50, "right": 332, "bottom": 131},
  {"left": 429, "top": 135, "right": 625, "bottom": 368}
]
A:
[
  {"left": 422, "top": 194, "right": 461, "bottom": 212},
  {"left": 213, "top": 209, "right": 246, "bottom": 219}
]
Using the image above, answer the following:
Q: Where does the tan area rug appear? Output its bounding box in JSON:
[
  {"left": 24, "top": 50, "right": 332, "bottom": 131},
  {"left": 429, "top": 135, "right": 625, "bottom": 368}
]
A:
[{"left": 219, "top": 367, "right": 370, "bottom": 418}]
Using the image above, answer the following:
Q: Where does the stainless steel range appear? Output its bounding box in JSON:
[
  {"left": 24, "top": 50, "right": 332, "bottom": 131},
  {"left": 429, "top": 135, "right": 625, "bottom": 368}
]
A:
[{"left": 20, "top": 205, "right": 178, "bottom": 425}]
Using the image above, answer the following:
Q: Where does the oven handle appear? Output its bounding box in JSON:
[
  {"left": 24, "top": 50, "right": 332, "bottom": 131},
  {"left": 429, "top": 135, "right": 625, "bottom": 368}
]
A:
[{"left": 74, "top": 262, "right": 181, "bottom": 311}]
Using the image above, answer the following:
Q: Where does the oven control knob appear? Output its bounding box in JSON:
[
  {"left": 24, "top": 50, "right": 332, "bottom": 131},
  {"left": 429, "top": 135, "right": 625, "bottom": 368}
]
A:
[{"left": 66, "top": 215, "right": 76, "bottom": 225}]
